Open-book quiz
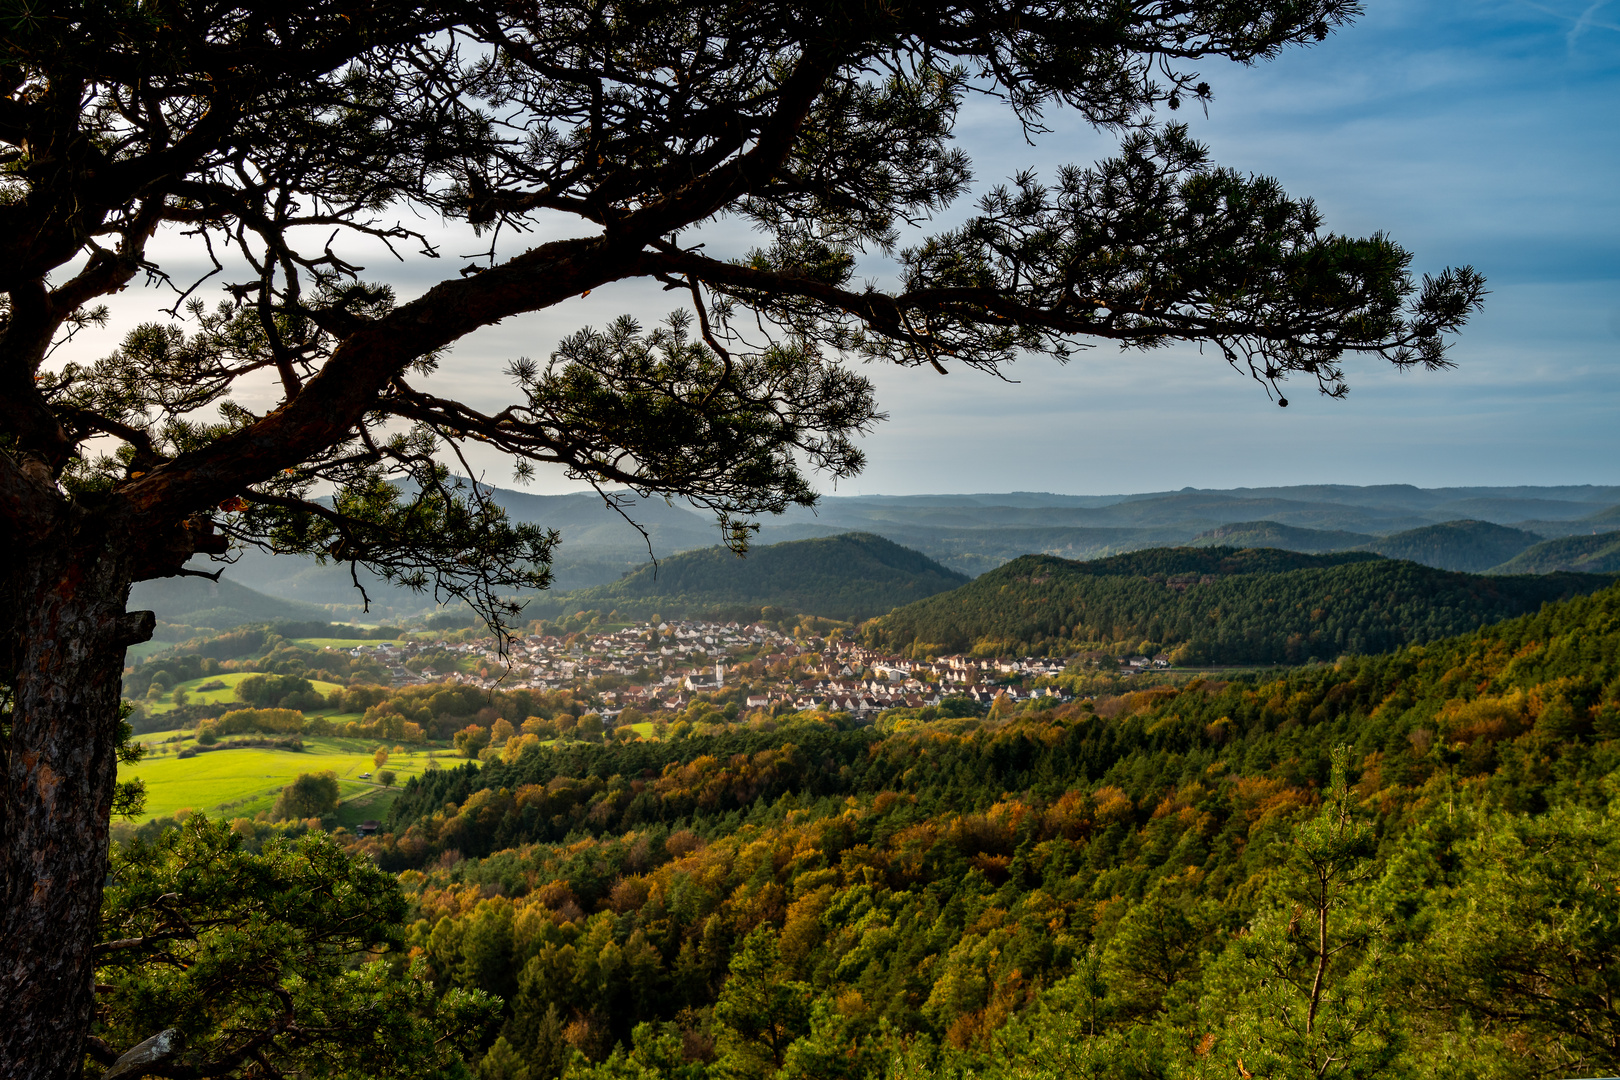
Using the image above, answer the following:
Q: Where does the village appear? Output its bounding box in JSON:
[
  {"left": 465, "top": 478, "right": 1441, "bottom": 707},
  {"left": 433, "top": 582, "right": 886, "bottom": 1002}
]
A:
[{"left": 343, "top": 617, "right": 1176, "bottom": 721}]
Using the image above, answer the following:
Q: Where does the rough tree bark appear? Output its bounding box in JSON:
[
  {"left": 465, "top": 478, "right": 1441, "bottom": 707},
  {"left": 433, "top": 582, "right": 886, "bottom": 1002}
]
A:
[{"left": 0, "top": 510, "right": 151, "bottom": 1080}]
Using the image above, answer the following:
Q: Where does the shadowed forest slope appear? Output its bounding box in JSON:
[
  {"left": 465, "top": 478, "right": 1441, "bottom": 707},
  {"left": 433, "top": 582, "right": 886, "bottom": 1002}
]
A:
[
  {"left": 525, "top": 533, "right": 970, "bottom": 623},
  {"left": 858, "top": 547, "right": 1613, "bottom": 662},
  {"left": 1492, "top": 530, "right": 1620, "bottom": 574}
]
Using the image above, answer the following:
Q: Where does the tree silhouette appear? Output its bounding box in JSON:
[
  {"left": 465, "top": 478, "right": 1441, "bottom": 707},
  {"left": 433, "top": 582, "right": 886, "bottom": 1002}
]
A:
[{"left": 0, "top": 2, "right": 1484, "bottom": 1075}]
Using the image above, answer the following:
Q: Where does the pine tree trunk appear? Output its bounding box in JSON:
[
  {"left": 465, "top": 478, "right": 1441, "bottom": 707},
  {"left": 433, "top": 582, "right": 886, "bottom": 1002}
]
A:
[{"left": 0, "top": 535, "right": 147, "bottom": 1080}]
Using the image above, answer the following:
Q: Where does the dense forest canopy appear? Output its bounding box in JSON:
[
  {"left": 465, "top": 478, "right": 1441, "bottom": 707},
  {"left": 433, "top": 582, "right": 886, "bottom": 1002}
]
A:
[
  {"left": 859, "top": 547, "right": 1614, "bottom": 661},
  {"left": 323, "top": 579, "right": 1620, "bottom": 1080}
]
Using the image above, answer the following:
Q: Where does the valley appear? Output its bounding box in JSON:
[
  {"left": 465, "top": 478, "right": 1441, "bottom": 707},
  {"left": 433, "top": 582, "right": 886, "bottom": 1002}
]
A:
[{"left": 111, "top": 494, "right": 1620, "bottom": 1080}]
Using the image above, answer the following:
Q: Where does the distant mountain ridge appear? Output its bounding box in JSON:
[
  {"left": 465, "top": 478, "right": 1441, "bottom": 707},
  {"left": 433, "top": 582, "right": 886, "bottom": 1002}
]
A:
[
  {"left": 175, "top": 481, "right": 1620, "bottom": 610},
  {"left": 860, "top": 547, "right": 1616, "bottom": 664},
  {"left": 1188, "top": 519, "right": 1548, "bottom": 573},
  {"left": 129, "top": 575, "right": 331, "bottom": 634},
  {"left": 525, "top": 532, "right": 970, "bottom": 623},
  {"left": 757, "top": 484, "right": 1620, "bottom": 576}
]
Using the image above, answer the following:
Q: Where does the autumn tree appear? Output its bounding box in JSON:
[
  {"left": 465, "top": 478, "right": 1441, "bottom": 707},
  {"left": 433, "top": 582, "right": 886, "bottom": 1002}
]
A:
[{"left": 0, "top": 1, "right": 1484, "bottom": 1077}]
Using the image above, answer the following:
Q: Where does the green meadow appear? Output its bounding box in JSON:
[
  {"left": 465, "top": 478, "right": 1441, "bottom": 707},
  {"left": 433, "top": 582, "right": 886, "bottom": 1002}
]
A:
[
  {"left": 143, "top": 671, "right": 347, "bottom": 714},
  {"left": 285, "top": 638, "right": 388, "bottom": 650},
  {"left": 121, "top": 733, "right": 454, "bottom": 821}
]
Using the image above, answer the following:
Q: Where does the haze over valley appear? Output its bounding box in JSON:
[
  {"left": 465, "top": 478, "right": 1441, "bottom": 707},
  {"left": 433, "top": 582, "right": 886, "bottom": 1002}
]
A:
[{"left": 135, "top": 481, "right": 1620, "bottom": 634}]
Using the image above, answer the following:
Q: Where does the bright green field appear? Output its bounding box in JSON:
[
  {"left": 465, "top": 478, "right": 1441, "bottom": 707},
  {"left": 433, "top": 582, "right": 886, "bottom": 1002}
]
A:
[
  {"left": 144, "top": 671, "right": 347, "bottom": 714},
  {"left": 288, "top": 633, "right": 437, "bottom": 649},
  {"left": 288, "top": 638, "right": 386, "bottom": 650},
  {"left": 121, "top": 735, "right": 446, "bottom": 821}
]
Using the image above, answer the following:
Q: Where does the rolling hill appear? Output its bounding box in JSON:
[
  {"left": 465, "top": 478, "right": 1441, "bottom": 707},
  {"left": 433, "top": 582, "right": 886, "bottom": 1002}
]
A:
[
  {"left": 525, "top": 532, "right": 970, "bottom": 623},
  {"left": 1490, "top": 531, "right": 1620, "bottom": 574},
  {"left": 128, "top": 575, "right": 331, "bottom": 633},
  {"left": 1513, "top": 504, "right": 1620, "bottom": 539},
  {"left": 167, "top": 483, "right": 1620, "bottom": 609},
  {"left": 756, "top": 485, "right": 1620, "bottom": 576},
  {"left": 859, "top": 546, "right": 1616, "bottom": 663},
  {"left": 1359, "top": 519, "right": 1543, "bottom": 572},
  {"left": 1189, "top": 520, "right": 1369, "bottom": 553},
  {"left": 1188, "top": 518, "right": 1544, "bottom": 574}
]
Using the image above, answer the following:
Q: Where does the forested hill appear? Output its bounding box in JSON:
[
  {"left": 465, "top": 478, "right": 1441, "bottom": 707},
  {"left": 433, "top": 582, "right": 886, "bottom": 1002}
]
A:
[
  {"left": 524, "top": 532, "right": 969, "bottom": 622},
  {"left": 1491, "top": 529, "right": 1620, "bottom": 574},
  {"left": 1365, "top": 519, "right": 1542, "bottom": 572},
  {"left": 128, "top": 574, "right": 329, "bottom": 633},
  {"left": 859, "top": 546, "right": 1614, "bottom": 662},
  {"left": 1189, "top": 520, "right": 1369, "bottom": 553},
  {"left": 995, "top": 545, "right": 1381, "bottom": 577},
  {"left": 374, "top": 581, "right": 1620, "bottom": 1080}
]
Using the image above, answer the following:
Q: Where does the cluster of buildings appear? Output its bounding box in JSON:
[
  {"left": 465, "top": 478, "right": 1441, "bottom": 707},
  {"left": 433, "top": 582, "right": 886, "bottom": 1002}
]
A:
[{"left": 349, "top": 619, "right": 1099, "bottom": 718}]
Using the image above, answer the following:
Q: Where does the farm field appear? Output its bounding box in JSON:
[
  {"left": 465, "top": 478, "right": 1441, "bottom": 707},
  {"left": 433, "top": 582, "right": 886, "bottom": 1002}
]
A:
[
  {"left": 143, "top": 671, "right": 348, "bottom": 715},
  {"left": 286, "top": 637, "right": 391, "bottom": 650},
  {"left": 120, "top": 734, "right": 452, "bottom": 821}
]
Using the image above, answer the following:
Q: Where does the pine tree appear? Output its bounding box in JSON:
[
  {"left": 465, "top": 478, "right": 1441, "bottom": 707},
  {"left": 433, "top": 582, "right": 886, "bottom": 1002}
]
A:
[
  {"left": 1199, "top": 747, "right": 1400, "bottom": 1080},
  {"left": 0, "top": 4, "right": 1485, "bottom": 1075}
]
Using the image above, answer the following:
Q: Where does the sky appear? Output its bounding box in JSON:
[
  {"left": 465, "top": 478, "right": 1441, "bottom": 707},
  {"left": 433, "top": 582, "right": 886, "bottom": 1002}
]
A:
[
  {"left": 81, "top": 0, "right": 1620, "bottom": 498},
  {"left": 836, "top": 0, "right": 1620, "bottom": 496}
]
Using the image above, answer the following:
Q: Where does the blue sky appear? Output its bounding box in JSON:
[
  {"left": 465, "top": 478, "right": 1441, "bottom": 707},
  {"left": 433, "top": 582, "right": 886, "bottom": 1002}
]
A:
[
  {"left": 824, "top": 0, "right": 1620, "bottom": 495},
  {"left": 101, "top": 3, "right": 1620, "bottom": 497},
  {"left": 460, "top": 0, "right": 1620, "bottom": 496}
]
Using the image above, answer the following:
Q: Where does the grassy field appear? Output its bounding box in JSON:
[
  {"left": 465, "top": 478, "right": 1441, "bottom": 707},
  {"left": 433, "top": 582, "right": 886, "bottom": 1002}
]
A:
[
  {"left": 286, "top": 637, "right": 387, "bottom": 650},
  {"left": 143, "top": 671, "right": 348, "bottom": 715},
  {"left": 121, "top": 734, "right": 450, "bottom": 822}
]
